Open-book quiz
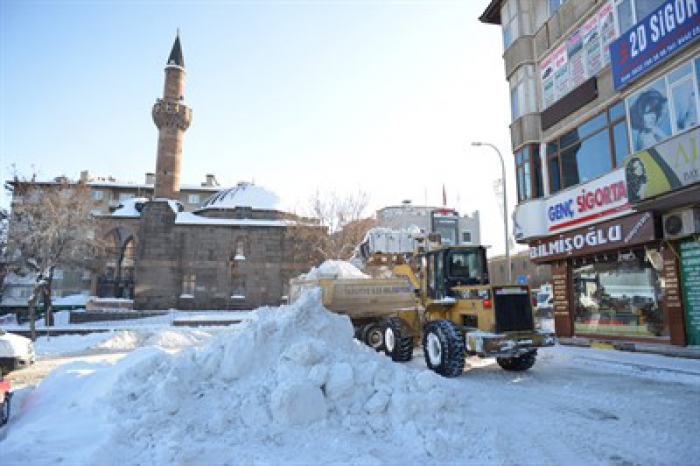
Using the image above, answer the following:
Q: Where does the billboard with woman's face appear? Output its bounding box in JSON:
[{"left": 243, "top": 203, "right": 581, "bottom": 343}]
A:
[{"left": 627, "top": 78, "right": 672, "bottom": 152}]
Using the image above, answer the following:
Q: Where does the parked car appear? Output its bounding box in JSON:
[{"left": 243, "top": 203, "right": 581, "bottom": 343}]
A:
[
  {"left": 0, "top": 372, "right": 11, "bottom": 426},
  {"left": 0, "top": 330, "right": 35, "bottom": 375}
]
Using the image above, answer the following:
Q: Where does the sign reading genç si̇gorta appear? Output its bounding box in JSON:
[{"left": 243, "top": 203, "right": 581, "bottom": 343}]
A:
[{"left": 610, "top": 0, "right": 699, "bottom": 90}]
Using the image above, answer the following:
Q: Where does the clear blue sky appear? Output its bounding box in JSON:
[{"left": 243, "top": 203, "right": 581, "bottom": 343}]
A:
[{"left": 1, "top": 0, "right": 517, "bottom": 254}]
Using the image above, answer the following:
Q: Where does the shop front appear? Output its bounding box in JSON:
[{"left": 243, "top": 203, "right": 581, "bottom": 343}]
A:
[{"left": 530, "top": 212, "right": 688, "bottom": 345}]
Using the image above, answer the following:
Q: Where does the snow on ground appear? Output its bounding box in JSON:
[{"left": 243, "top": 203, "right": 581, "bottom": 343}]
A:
[{"left": 1, "top": 290, "right": 699, "bottom": 465}]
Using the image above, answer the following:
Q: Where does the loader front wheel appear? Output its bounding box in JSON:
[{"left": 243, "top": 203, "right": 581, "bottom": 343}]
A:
[
  {"left": 496, "top": 352, "right": 537, "bottom": 372},
  {"left": 361, "top": 322, "right": 386, "bottom": 352},
  {"left": 422, "top": 320, "right": 465, "bottom": 378},
  {"left": 384, "top": 317, "right": 414, "bottom": 362}
]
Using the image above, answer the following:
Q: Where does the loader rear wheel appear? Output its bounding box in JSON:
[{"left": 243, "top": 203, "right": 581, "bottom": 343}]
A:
[
  {"left": 361, "top": 322, "right": 386, "bottom": 352},
  {"left": 496, "top": 352, "right": 537, "bottom": 372},
  {"left": 422, "top": 320, "right": 465, "bottom": 378},
  {"left": 384, "top": 317, "right": 414, "bottom": 362}
]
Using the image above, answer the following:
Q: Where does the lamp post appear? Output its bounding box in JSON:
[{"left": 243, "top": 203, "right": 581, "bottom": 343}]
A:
[{"left": 471, "top": 141, "right": 511, "bottom": 284}]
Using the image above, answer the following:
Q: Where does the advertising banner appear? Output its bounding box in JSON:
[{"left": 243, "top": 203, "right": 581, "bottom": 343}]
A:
[
  {"left": 553, "top": 43, "right": 570, "bottom": 100},
  {"left": 541, "top": 55, "right": 556, "bottom": 108},
  {"left": 624, "top": 127, "right": 700, "bottom": 202},
  {"left": 539, "top": 1, "right": 617, "bottom": 109},
  {"left": 584, "top": 14, "right": 603, "bottom": 76},
  {"left": 610, "top": 0, "right": 700, "bottom": 90},
  {"left": 545, "top": 168, "right": 631, "bottom": 233},
  {"left": 680, "top": 239, "right": 700, "bottom": 346},
  {"left": 568, "top": 29, "right": 587, "bottom": 88},
  {"left": 530, "top": 212, "right": 656, "bottom": 263},
  {"left": 599, "top": 1, "right": 616, "bottom": 66}
]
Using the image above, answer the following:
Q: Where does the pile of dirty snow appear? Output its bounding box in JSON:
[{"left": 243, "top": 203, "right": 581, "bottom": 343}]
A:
[{"left": 301, "top": 260, "right": 369, "bottom": 279}]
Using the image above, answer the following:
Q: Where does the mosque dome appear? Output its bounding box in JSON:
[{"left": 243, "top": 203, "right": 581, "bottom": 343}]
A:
[{"left": 198, "top": 181, "right": 281, "bottom": 211}]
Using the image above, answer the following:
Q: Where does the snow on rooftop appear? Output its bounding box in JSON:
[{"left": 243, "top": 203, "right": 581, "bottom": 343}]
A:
[
  {"left": 174, "top": 212, "right": 290, "bottom": 226},
  {"left": 111, "top": 198, "right": 182, "bottom": 217},
  {"left": 300, "top": 260, "right": 370, "bottom": 279},
  {"left": 198, "top": 181, "right": 281, "bottom": 211}
]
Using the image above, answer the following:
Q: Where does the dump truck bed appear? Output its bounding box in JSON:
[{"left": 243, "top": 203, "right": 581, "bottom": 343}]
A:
[{"left": 289, "top": 277, "right": 416, "bottom": 320}]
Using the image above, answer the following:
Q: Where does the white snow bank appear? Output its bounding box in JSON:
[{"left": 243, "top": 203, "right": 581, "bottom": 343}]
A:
[
  {"left": 45, "top": 289, "right": 470, "bottom": 464},
  {"left": 301, "top": 260, "right": 370, "bottom": 279}
]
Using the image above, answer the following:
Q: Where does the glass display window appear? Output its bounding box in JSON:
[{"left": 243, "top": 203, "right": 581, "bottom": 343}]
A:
[{"left": 572, "top": 249, "right": 669, "bottom": 339}]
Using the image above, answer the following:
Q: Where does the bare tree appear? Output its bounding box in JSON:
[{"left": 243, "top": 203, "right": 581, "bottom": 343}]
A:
[
  {"left": 302, "top": 190, "right": 376, "bottom": 261},
  {"left": 5, "top": 175, "right": 103, "bottom": 340}
]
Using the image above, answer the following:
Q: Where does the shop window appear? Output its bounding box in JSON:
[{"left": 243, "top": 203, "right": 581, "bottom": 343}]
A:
[
  {"left": 546, "top": 102, "right": 628, "bottom": 194},
  {"left": 572, "top": 251, "right": 668, "bottom": 339},
  {"left": 626, "top": 59, "right": 699, "bottom": 152},
  {"left": 614, "top": 0, "right": 665, "bottom": 34}
]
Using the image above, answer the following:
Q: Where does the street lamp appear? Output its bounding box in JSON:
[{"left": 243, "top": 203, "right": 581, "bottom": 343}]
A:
[{"left": 471, "top": 141, "right": 511, "bottom": 284}]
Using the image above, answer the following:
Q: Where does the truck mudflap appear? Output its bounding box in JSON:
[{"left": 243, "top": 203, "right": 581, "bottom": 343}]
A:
[{"left": 465, "top": 330, "right": 556, "bottom": 358}]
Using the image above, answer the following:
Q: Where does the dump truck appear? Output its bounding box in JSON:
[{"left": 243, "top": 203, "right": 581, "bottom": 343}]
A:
[{"left": 289, "top": 275, "right": 417, "bottom": 351}]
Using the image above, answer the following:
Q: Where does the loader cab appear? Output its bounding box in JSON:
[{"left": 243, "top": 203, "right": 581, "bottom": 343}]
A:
[{"left": 422, "top": 246, "right": 489, "bottom": 300}]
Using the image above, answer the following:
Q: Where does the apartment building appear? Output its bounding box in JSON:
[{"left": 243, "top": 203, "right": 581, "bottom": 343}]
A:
[{"left": 480, "top": 0, "right": 699, "bottom": 346}]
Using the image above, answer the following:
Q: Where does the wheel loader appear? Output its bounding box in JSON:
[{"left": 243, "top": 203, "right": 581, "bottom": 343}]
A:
[
  {"left": 384, "top": 245, "right": 556, "bottom": 377},
  {"left": 290, "top": 235, "right": 555, "bottom": 377}
]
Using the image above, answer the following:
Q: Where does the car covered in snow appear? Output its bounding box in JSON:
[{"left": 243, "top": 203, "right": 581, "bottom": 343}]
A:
[{"left": 0, "top": 330, "right": 35, "bottom": 374}]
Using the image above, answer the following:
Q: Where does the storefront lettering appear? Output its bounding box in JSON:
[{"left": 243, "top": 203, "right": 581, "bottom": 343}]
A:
[
  {"left": 577, "top": 181, "right": 627, "bottom": 213},
  {"left": 548, "top": 199, "right": 575, "bottom": 221},
  {"left": 624, "top": 212, "right": 652, "bottom": 243},
  {"left": 531, "top": 225, "right": 622, "bottom": 259}
]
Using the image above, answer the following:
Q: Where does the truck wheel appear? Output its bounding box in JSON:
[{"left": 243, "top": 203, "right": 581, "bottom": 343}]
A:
[
  {"left": 384, "top": 317, "right": 414, "bottom": 362},
  {"left": 0, "top": 395, "right": 10, "bottom": 426},
  {"left": 496, "top": 352, "right": 537, "bottom": 372},
  {"left": 361, "top": 322, "right": 386, "bottom": 352},
  {"left": 422, "top": 320, "right": 465, "bottom": 378}
]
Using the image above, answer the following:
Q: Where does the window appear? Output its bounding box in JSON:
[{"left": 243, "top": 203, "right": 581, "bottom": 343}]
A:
[
  {"left": 82, "top": 270, "right": 91, "bottom": 280},
  {"left": 510, "top": 64, "right": 537, "bottom": 120},
  {"left": 53, "top": 269, "right": 63, "bottom": 280},
  {"left": 548, "top": 0, "right": 567, "bottom": 16},
  {"left": 187, "top": 194, "right": 200, "bottom": 204},
  {"left": 614, "top": 0, "right": 665, "bottom": 34},
  {"left": 119, "top": 192, "right": 134, "bottom": 201},
  {"left": 182, "top": 274, "right": 196, "bottom": 296},
  {"left": 626, "top": 60, "right": 699, "bottom": 152},
  {"left": 231, "top": 276, "right": 246, "bottom": 299},
  {"left": 461, "top": 231, "right": 472, "bottom": 244},
  {"left": 573, "top": 251, "right": 667, "bottom": 338},
  {"left": 501, "top": 0, "right": 532, "bottom": 50},
  {"left": 91, "top": 190, "right": 104, "bottom": 201},
  {"left": 515, "top": 144, "right": 543, "bottom": 201},
  {"left": 547, "top": 103, "right": 629, "bottom": 193}
]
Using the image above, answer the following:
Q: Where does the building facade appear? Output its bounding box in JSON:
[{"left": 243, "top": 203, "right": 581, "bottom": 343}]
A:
[
  {"left": 376, "top": 203, "right": 481, "bottom": 246},
  {"left": 2, "top": 34, "right": 318, "bottom": 312},
  {"left": 481, "top": 0, "right": 699, "bottom": 346}
]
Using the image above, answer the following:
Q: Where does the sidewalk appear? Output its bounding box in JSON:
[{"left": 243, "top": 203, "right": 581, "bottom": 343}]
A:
[{"left": 558, "top": 336, "right": 700, "bottom": 360}]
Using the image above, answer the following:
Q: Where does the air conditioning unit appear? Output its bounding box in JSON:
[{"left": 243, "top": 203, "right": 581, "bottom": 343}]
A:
[{"left": 662, "top": 208, "right": 700, "bottom": 239}]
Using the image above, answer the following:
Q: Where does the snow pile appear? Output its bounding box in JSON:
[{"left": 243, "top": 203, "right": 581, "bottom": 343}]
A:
[
  {"left": 301, "top": 260, "right": 370, "bottom": 279},
  {"left": 85, "top": 290, "right": 469, "bottom": 464}
]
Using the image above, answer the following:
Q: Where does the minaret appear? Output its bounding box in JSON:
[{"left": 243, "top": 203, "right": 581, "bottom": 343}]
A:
[{"left": 152, "top": 32, "right": 192, "bottom": 199}]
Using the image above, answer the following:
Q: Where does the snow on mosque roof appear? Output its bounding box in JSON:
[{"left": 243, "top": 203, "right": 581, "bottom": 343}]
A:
[{"left": 198, "top": 182, "right": 281, "bottom": 211}]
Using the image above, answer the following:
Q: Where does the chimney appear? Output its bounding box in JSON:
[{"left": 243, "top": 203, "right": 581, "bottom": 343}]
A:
[
  {"left": 146, "top": 173, "right": 156, "bottom": 185},
  {"left": 205, "top": 174, "right": 218, "bottom": 187},
  {"left": 80, "top": 170, "right": 93, "bottom": 182}
]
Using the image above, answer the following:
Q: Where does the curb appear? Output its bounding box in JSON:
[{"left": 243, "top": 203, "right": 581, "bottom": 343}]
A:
[{"left": 558, "top": 337, "right": 700, "bottom": 360}]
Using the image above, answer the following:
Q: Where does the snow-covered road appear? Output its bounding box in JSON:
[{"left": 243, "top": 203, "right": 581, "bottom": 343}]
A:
[{"left": 1, "top": 293, "right": 698, "bottom": 465}]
